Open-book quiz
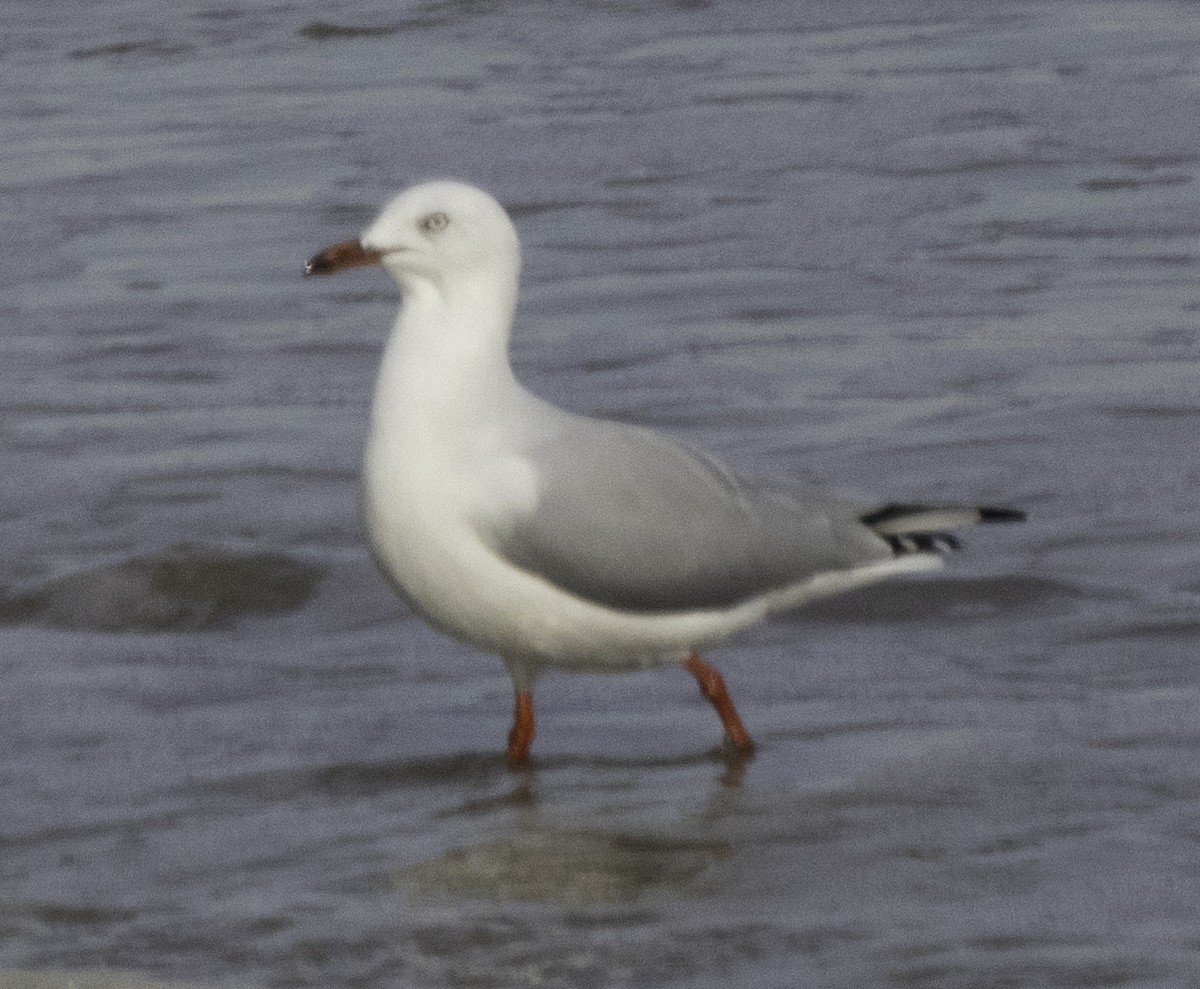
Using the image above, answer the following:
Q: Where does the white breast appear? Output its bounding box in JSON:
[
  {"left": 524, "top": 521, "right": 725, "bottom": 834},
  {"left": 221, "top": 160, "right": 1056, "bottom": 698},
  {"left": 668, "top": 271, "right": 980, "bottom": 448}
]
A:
[{"left": 359, "top": 287, "right": 770, "bottom": 672}]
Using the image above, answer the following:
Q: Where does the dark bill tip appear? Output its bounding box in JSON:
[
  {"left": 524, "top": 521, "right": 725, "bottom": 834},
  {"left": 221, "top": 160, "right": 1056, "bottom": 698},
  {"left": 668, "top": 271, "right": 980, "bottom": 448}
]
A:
[{"left": 304, "top": 239, "right": 384, "bottom": 276}]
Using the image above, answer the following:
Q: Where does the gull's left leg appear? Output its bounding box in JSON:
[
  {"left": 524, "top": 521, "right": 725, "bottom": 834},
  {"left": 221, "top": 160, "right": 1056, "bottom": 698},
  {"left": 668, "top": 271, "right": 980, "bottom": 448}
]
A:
[
  {"left": 684, "top": 653, "right": 755, "bottom": 756},
  {"left": 502, "top": 657, "right": 537, "bottom": 764},
  {"left": 506, "top": 687, "right": 535, "bottom": 764}
]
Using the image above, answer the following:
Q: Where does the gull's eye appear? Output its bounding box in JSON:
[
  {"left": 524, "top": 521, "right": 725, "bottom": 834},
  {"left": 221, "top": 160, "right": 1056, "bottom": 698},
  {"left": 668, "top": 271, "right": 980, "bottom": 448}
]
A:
[{"left": 419, "top": 211, "right": 449, "bottom": 235}]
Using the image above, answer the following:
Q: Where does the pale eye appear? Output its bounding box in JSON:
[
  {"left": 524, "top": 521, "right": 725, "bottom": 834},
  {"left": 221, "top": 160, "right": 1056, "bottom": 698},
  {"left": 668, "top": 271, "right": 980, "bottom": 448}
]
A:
[{"left": 419, "top": 211, "right": 449, "bottom": 235}]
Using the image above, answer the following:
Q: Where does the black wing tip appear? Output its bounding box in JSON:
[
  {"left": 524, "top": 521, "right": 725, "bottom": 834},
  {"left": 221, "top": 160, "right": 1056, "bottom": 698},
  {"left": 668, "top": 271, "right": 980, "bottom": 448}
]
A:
[
  {"left": 882, "top": 531, "right": 961, "bottom": 556},
  {"left": 863, "top": 502, "right": 1026, "bottom": 559},
  {"left": 859, "top": 503, "right": 919, "bottom": 527},
  {"left": 860, "top": 503, "right": 1028, "bottom": 527},
  {"left": 978, "top": 506, "right": 1027, "bottom": 524}
]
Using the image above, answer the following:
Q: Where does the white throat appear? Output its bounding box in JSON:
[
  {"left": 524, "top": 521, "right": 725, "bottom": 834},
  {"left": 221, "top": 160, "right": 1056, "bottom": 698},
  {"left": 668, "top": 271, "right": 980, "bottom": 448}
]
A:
[{"left": 369, "top": 266, "right": 521, "bottom": 445}]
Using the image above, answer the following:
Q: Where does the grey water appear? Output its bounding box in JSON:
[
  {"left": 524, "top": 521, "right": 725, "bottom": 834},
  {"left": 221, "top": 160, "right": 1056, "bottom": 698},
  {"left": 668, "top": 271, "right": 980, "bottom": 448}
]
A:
[{"left": 3, "top": 1, "right": 1200, "bottom": 986}]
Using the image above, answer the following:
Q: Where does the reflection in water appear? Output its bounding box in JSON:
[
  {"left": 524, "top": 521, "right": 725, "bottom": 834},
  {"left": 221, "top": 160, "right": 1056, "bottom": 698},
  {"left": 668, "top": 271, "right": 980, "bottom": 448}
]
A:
[
  {"left": 397, "top": 748, "right": 754, "bottom": 905},
  {"left": 403, "top": 826, "right": 733, "bottom": 906}
]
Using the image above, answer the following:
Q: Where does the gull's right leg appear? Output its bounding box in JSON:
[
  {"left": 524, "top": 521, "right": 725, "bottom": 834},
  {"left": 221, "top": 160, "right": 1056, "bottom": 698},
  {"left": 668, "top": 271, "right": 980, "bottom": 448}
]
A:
[
  {"left": 506, "top": 687, "right": 535, "bottom": 764},
  {"left": 684, "top": 653, "right": 755, "bottom": 756}
]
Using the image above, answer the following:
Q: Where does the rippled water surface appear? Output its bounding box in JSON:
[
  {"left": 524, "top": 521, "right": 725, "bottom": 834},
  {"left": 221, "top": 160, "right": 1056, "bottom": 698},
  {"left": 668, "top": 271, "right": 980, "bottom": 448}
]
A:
[{"left": 4, "top": 1, "right": 1200, "bottom": 987}]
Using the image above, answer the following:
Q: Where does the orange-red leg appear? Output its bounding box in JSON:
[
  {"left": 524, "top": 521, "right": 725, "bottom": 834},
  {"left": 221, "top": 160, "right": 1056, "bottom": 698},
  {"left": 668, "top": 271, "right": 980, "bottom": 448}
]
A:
[
  {"left": 506, "top": 688, "right": 535, "bottom": 764},
  {"left": 685, "top": 653, "right": 755, "bottom": 756}
]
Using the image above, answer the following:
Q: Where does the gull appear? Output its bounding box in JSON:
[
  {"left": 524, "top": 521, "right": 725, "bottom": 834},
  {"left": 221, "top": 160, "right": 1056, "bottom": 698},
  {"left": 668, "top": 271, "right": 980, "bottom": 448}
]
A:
[{"left": 305, "top": 180, "right": 1023, "bottom": 764}]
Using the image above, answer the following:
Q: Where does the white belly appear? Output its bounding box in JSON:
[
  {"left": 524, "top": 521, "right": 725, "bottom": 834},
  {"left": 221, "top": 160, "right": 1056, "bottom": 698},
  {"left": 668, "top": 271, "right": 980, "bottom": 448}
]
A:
[{"left": 361, "top": 433, "right": 768, "bottom": 672}]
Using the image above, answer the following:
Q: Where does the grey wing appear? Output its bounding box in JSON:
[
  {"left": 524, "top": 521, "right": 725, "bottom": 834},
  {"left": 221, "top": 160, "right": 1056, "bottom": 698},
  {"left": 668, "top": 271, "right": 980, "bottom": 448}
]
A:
[{"left": 484, "top": 418, "right": 893, "bottom": 613}]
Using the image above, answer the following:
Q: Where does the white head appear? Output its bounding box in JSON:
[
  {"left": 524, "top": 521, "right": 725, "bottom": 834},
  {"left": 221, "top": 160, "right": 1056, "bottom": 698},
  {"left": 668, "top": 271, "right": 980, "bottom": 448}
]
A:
[{"left": 306, "top": 180, "right": 521, "bottom": 296}]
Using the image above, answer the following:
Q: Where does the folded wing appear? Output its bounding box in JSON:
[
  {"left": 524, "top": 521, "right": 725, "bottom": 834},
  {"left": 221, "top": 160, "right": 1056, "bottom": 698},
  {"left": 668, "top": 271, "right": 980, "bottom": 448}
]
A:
[{"left": 484, "top": 419, "right": 898, "bottom": 613}]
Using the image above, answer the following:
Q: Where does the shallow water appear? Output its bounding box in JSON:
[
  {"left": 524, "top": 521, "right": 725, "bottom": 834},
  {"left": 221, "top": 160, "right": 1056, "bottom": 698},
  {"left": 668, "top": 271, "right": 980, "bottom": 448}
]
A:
[{"left": 3, "top": 1, "right": 1200, "bottom": 986}]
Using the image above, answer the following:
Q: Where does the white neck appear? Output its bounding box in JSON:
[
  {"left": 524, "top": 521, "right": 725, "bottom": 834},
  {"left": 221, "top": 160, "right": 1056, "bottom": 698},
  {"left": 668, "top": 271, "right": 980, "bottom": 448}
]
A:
[{"left": 369, "top": 269, "right": 522, "bottom": 448}]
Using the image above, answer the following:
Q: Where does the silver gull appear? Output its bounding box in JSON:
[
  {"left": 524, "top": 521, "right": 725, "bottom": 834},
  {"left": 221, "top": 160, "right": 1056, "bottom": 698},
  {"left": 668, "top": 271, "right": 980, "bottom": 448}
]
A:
[{"left": 305, "top": 180, "right": 1024, "bottom": 763}]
